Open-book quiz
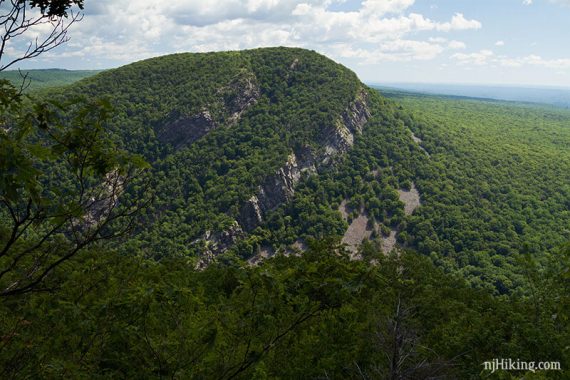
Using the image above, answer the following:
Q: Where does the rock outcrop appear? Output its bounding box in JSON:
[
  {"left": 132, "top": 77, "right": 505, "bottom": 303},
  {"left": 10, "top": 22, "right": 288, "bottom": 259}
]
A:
[
  {"left": 196, "top": 86, "right": 371, "bottom": 258},
  {"left": 157, "top": 110, "right": 216, "bottom": 150},
  {"left": 157, "top": 71, "right": 260, "bottom": 150},
  {"left": 219, "top": 71, "right": 260, "bottom": 124},
  {"left": 239, "top": 153, "right": 310, "bottom": 231},
  {"left": 239, "top": 87, "right": 371, "bottom": 232},
  {"left": 322, "top": 88, "right": 371, "bottom": 163},
  {"left": 195, "top": 221, "right": 245, "bottom": 269}
]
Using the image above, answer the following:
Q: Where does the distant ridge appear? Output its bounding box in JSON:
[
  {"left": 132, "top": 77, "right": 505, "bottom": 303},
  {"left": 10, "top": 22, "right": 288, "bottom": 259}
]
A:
[
  {"left": 0, "top": 68, "right": 101, "bottom": 91},
  {"left": 371, "top": 82, "right": 570, "bottom": 108}
]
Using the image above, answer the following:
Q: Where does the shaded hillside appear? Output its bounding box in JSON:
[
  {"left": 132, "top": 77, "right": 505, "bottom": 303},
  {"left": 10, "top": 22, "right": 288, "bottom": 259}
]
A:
[
  {"left": 35, "top": 49, "right": 570, "bottom": 293},
  {"left": 51, "top": 48, "right": 374, "bottom": 258}
]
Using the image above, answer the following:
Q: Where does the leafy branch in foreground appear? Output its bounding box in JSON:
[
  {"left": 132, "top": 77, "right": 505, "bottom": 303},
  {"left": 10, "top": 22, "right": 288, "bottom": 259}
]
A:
[{"left": 0, "top": 84, "right": 150, "bottom": 296}]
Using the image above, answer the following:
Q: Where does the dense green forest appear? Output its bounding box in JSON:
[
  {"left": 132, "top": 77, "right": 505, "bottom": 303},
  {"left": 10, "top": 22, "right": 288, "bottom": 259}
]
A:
[
  {"left": 1, "top": 48, "right": 569, "bottom": 378},
  {"left": 43, "top": 48, "right": 364, "bottom": 258},
  {"left": 239, "top": 89, "right": 570, "bottom": 294},
  {"left": 385, "top": 90, "right": 570, "bottom": 291},
  {"left": 0, "top": 69, "right": 100, "bottom": 92},
  {"left": 2, "top": 241, "right": 568, "bottom": 378}
]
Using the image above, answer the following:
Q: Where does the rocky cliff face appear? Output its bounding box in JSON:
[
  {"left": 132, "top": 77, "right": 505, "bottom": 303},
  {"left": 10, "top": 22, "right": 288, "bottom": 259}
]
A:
[
  {"left": 322, "top": 88, "right": 371, "bottom": 163},
  {"left": 194, "top": 221, "right": 245, "bottom": 269},
  {"left": 239, "top": 152, "right": 311, "bottom": 231},
  {"left": 201, "top": 88, "right": 371, "bottom": 258},
  {"left": 238, "top": 87, "right": 371, "bottom": 232},
  {"left": 156, "top": 110, "right": 216, "bottom": 150},
  {"left": 157, "top": 72, "right": 260, "bottom": 150},
  {"left": 220, "top": 72, "right": 260, "bottom": 125}
]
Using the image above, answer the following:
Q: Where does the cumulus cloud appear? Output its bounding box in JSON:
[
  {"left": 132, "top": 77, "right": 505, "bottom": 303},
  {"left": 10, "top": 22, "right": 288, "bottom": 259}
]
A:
[
  {"left": 4, "top": 0, "right": 484, "bottom": 68},
  {"left": 452, "top": 50, "right": 494, "bottom": 66},
  {"left": 499, "top": 54, "right": 570, "bottom": 68},
  {"left": 435, "top": 13, "right": 482, "bottom": 32},
  {"left": 452, "top": 49, "right": 570, "bottom": 70},
  {"left": 495, "top": 40, "right": 505, "bottom": 46},
  {"left": 448, "top": 40, "right": 467, "bottom": 49},
  {"left": 361, "top": 0, "right": 417, "bottom": 16}
]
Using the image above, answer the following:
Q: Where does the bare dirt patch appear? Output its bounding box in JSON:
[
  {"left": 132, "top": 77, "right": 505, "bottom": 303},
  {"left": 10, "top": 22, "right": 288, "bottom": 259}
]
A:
[
  {"left": 381, "top": 230, "right": 397, "bottom": 254},
  {"left": 398, "top": 183, "right": 421, "bottom": 216},
  {"left": 341, "top": 213, "right": 372, "bottom": 254},
  {"left": 338, "top": 199, "right": 350, "bottom": 220}
]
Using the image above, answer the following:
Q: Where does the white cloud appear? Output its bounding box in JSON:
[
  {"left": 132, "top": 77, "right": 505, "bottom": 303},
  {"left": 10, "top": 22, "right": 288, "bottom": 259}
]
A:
[
  {"left": 452, "top": 50, "right": 494, "bottom": 66},
  {"left": 523, "top": 0, "right": 533, "bottom": 5},
  {"left": 13, "top": 0, "right": 570, "bottom": 79},
  {"left": 500, "top": 54, "right": 570, "bottom": 69},
  {"left": 452, "top": 49, "right": 570, "bottom": 70},
  {"left": 361, "top": 0, "right": 416, "bottom": 16},
  {"left": 448, "top": 40, "right": 467, "bottom": 49},
  {"left": 9, "top": 0, "right": 482, "bottom": 68},
  {"left": 435, "top": 13, "right": 482, "bottom": 32}
]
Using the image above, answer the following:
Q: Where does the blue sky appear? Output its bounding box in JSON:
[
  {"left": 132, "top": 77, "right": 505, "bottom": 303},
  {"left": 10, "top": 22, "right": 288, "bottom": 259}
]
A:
[{"left": 5, "top": 0, "right": 570, "bottom": 87}]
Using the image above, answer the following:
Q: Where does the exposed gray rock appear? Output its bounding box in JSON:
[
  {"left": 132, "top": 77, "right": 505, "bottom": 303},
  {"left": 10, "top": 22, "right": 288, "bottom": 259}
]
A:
[
  {"left": 322, "top": 88, "right": 371, "bottom": 163},
  {"left": 158, "top": 71, "right": 260, "bottom": 150},
  {"left": 239, "top": 87, "right": 371, "bottom": 232},
  {"left": 289, "top": 58, "right": 300, "bottom": 70},
  {"left": 82, "top": 170, "right": 124, "bottom": 230},
  {"left": 195, "top": 221, "right": 244, "bottom": 269},
  {"left": 239, "top": 153, "right": 305, "bottom": 231},
  {"left": 398, "top": 182, "right": 421, "bottom": 215},
  {"left": 220, "top": 72, "right": 261, "bottom": 124},
  {"left": 410, "top": 130, "right": 430, "bottom": 157},
  {"left": 200, "top": 87, "right": 372, "bottom": 258},
  {"left": 157, "top": 110, "right": 216, "bottom": 150}
]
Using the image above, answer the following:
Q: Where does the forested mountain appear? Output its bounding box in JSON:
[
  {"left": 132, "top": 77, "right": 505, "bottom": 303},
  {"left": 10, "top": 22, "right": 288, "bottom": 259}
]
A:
[
  {"left": 49, "top": 48, "right": 375, "bottom": 260},
  {"left": 45, "top": 47, "right": 568, "bottom": 293},
  {"left": 1, "top": 47, "right": 569, "bottom": 378}
]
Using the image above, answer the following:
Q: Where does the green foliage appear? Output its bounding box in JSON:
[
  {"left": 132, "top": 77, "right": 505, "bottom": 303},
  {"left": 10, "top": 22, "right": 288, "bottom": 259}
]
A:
[
  {"left": 39, "top": 48, "right": 363, "bottom": 257},
  {"left": 0, "top": 69, "right": 100, "bottom": 92},
  {"left": 383, "top": 91, "right": 570, "bottom": 293},
  {"left": 1, "top": 242, "right": 567, "bottom": 378},
  {"left": 2, "top": 48, "right": 569, "bottom": 379},
  {"left": 0, "top": 79, "right": 148, "bottom": 296},
  {"left": 27, "top": 0, "right": 84, "bottom": 16},
  {"left": 248, "top": 86, "right": 570, "bottom": 293}
]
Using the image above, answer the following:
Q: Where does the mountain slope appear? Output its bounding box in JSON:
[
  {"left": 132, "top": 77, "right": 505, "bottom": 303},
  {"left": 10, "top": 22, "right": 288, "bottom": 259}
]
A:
[
  {"left": 3, "top": 49, "right": 570, "bottom": 378},
  {"left": 42, "top": 48, "right": 569, "bottom": 293},
  {"left": 51, "top": 48, "right": 380, "bottom": 259}
]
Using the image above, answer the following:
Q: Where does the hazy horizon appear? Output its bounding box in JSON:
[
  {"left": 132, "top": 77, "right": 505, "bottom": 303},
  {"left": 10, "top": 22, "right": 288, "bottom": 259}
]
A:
[{"left": 4, "top": 0, "right": 570, "bottom": 88}]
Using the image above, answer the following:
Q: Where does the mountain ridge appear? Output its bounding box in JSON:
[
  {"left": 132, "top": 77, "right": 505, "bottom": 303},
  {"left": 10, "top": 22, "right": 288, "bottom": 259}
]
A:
[{"left": 47, "top": 47, "right": 378, "bottom": 259}]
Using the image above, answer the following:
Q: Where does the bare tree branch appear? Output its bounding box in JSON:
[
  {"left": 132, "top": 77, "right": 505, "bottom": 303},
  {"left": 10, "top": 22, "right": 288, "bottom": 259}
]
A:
[{"left": 0, "top": 1, "right": 84, "bottom": 72}]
